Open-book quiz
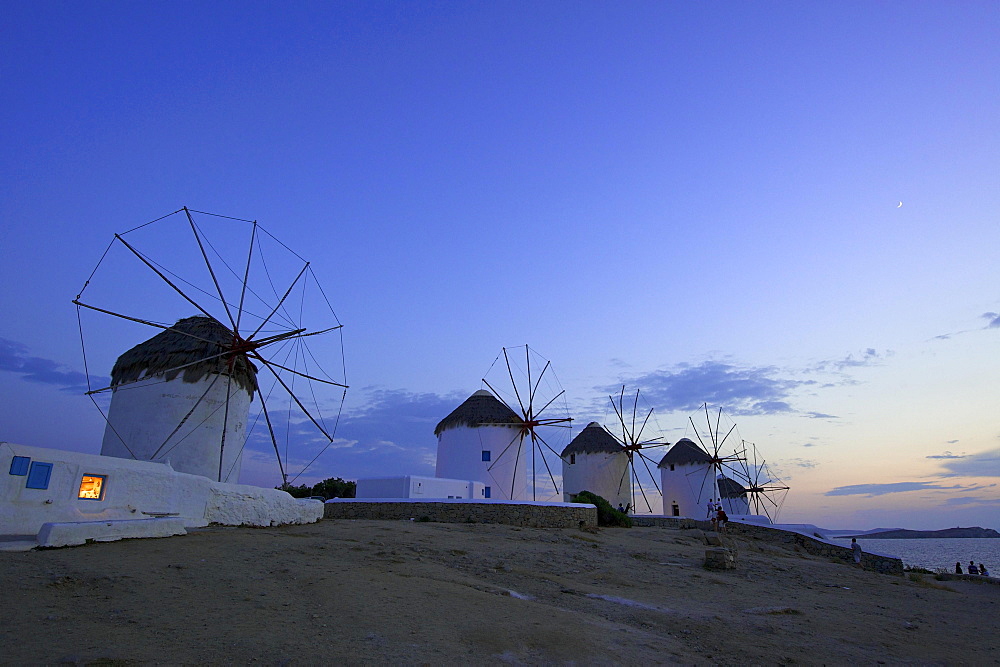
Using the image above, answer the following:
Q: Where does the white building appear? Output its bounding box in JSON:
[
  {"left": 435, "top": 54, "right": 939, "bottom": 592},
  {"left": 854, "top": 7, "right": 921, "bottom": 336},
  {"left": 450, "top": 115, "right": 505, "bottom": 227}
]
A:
[
  {"left": 434, "top": 390, "right": 525, "bottom": 500},
  {"left": 658, "top": 438, "right": 714, "bottom": 518},
  {"left": 100, "top": 316, "right": 255, "bottom": 483},
  {"left": 717, "top": 475, "right": 750, "bottom": 516},
  {"left": 356, "top": 475, "right": 487, "bottom": 500},
  {"left": 1, "top": 442, "right": 322, "bottom": 550},
  {"left": 658, "top": 438, "right": 753, "bottom": 518},
  {"left": 560, "top": 422, "right": 628, "bottom": 507}
]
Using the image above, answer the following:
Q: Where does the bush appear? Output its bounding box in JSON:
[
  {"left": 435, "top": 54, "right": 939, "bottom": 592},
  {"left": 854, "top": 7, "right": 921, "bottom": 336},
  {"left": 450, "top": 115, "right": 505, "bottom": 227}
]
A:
[{"left": 571, "top": 490, "right": 632, "bottom": 528}]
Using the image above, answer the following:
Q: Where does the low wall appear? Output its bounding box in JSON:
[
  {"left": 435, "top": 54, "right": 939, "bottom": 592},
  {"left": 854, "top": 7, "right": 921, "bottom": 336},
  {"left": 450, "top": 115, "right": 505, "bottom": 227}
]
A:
[
  {"left": 324, "top": 499, "right": 597, "bottom": 529},
  {"left": 632, "top": 516, "right": 904, "bottom": 576},
  {"left": 934, "top": 573, "right": 1000, "bottom": 587}
]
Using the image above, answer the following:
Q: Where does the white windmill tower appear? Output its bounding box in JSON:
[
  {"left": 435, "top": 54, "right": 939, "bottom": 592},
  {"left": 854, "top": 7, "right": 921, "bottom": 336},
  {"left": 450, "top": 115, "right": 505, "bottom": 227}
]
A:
[
  {"left": 77, "top": 207, "right": 348, "bottom": 488},
  {"left": 717, "top": 476, "right": 750, "bottom": 516},
  {"left": 434, "top": 390, "right": 526, "bottom": 500},
  {"left": 658, "top": 404, "right": 747, "bottom": 518},
  {"left": 657, "top": 438, "right": 713, "bottom": 518},
  {"left": 560, "top": 422, "right": 627, "bottom": 506},
  {"left": 100, "top": 316, "right": 257, "bottom": 483}
]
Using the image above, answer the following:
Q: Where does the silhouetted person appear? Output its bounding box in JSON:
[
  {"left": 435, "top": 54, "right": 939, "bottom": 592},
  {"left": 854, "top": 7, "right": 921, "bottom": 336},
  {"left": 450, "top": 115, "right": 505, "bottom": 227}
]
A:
[
  {"left": 955, "top": 562, "right": 963, "bottom": 574},
  {"left": 851, "top": 538, "right": 862, "bottom": 566},
  {"left": 969, "top": 561, "right": 979, "bottom": 575},
  {"left": 979, "top": 563, "right": 989, "bottom": 577}
]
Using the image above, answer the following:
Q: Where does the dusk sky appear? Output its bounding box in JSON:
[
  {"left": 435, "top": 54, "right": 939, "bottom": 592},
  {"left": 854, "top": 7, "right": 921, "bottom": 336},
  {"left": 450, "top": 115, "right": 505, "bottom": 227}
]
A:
[{"left": 2, "top": 2, "right": 998, "bottom": 530}]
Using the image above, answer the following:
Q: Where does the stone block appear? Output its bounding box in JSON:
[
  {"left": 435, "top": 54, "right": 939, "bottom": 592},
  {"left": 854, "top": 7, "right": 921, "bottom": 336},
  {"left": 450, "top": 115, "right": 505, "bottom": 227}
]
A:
[{"left": 705, "top": 547, "right": 736, "bottom": 570}]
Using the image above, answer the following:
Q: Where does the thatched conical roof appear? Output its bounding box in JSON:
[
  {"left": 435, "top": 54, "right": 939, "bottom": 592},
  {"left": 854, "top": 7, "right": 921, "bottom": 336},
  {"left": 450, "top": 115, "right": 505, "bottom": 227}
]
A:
[
  {"left": 657, "top": 438, "right": 711, "bottom": 467},
  {"left": 561, "top": 422, "right": 623, "bottom": 457},
  {"left": 434, "top": 390, "right": 522, "bottom": 436},
  {"left": 110, "top": 315, "right": 257, "bottom": 398},
  {"left": 717, "top": 476, "right": 747, "bottom": 499}
]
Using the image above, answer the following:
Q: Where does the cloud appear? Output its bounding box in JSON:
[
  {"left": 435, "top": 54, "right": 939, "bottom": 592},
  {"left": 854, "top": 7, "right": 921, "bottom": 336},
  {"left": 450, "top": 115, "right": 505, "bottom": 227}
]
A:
[
  {"left": 933, "top": 311, "right": 1000, "bottom": 340},
  {"left": 0, "top": 337, "right": 108, "bottom": 393},
  {"left": 815, "top": 348, "right": 890, "bottom": 372},
  {"left": 238, "top": 387, "right": 466, "bottom": 485},
  {"left": 805, "top": 412, "right": 838, "bottom": 419},
  {"left": 604, "top": 361, "right": 804, "bottom": 416},
  {"left": 940, "top": 495, "right": 1000, "bottom": 507},
  {"left": 826, "top": 481, "right": 970, "bottom": 497},
  {"left": 926, "top": 451, "right": 965, "bottom": 460},
  {"left": 936, "top": 449, "right": 1000, "bottom": 478}
]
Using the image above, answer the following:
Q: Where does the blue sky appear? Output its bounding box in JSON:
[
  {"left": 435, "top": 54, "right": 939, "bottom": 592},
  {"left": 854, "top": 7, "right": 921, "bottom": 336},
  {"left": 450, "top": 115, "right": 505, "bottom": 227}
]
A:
[{"left": 2, "top": 2, "right": 998, "bottom": 530}]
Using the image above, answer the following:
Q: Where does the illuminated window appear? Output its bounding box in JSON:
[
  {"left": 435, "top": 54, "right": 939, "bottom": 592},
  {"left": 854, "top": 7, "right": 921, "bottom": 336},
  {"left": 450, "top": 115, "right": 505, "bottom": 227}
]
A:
[{"left": 78, "top": 475, "right": 107, "bottom": 501}]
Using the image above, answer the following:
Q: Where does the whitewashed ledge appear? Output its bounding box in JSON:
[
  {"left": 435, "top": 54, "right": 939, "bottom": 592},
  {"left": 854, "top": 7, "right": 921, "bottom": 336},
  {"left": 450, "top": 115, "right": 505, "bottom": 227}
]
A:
[
  {"left": 323, "top": 498, "right": 598, "bottom": 529},
  {"left": 37, "top": 518, "right": 188, "bottom": 548}
]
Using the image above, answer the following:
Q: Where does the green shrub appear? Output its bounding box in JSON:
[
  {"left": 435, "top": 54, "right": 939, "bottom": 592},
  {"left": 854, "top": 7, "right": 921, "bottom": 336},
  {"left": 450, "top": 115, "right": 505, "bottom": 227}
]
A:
[{"left": 571, "top": 490, "right": 632, "bottom": 528}]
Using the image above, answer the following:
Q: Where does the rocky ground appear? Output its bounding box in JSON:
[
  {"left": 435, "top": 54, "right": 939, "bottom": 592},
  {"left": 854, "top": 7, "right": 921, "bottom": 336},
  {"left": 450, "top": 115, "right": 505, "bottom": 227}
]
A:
[{"left": 1, "top": 519, "right": 997, "bottom": 664}]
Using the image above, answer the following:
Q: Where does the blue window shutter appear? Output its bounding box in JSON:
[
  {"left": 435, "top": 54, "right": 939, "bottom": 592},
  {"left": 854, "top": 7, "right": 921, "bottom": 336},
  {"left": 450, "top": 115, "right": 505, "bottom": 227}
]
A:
[
  {"left": 9, "top": 456, "right": 30, "bottom": 476},
  {"left": 481, "top": 450, "right": 491, "bottom": 462},
  {"left": 484, "top": 486, "right": 491, "bottom": 499},
  {"left": 26, "top": 462, "right": 53, "bottom": 489}
]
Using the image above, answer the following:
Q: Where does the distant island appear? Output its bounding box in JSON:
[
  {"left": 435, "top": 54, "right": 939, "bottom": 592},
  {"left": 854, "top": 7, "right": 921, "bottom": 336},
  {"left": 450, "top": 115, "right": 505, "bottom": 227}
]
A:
[{"left": 849, "top": 527, "right": 1000, "bottom": 539}]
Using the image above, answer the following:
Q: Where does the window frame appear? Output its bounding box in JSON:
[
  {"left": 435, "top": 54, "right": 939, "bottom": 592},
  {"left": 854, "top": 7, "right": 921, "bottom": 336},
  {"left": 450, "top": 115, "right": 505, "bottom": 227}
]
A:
[{"left": 78, "top": 474, "right": 108, "bottom": 501}]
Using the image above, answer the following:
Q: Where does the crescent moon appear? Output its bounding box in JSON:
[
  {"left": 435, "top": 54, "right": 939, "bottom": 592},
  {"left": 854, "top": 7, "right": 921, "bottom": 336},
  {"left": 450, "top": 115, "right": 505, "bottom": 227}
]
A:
[{"left": 897, "top": 201, "right": 903, "bottom": 208}]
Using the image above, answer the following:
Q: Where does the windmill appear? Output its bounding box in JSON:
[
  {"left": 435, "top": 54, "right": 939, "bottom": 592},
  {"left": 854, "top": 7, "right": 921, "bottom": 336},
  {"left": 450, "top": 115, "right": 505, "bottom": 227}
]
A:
[
  {"left": 74, "top": 207, "right": 348, "bottom": 487},
  {"left": 683, "top": 403, "right": 748, "bottom": 513},
  {"left": 480, "top": 345, "right": 573, "bottom": 501},
  {"left": 605, "top": 386, "right": 671, "bottom": 514},
  {"left": 736, "top": 441, "right": 790, "bottom": 522}
]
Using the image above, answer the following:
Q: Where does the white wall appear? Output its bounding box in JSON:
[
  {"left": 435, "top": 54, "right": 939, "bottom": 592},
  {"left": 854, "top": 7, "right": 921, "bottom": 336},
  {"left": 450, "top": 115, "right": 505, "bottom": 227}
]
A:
[
  {"left": 561, "top": 451, "right": 629, "bottom": 508},
  {"left": 1, "top": 442, "right": 320, "bottom": 538},
  {"left": 660, "top": 461, "right": 716, "bottom": 518},
  {"left": 356, "top": 476, "right": 487, "bottom": 500},
  {"left": 435, "top": 425, "right": 526, "bottom": 500},
  {"left": 721, "top": 495, "right": 750, "bottom": 516},
  {"left": 100, "top": 374, "right": 250, "bottom": 483}
]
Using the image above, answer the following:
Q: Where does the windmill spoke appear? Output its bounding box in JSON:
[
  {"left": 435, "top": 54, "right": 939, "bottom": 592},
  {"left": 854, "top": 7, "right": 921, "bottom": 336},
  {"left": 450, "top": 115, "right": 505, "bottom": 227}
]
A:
[
  {"left": 635, "top": 405, "right": 654, "bottom": 444},
  {"left": 73, "top": 301, "right": 223, "bottom": 346},
  {"left": 631, "top": 387, "right": 639, "bottom": 444},
  {"left": 616, "top": 457, "right": 631, "bottom": 495},
  {"left": 149, "top": 373, "right": 222, "bottom": 459},
  {"left": 258, "top": 391, "right": 287, "bottom": 487},
  {"left": 634, "top": 465, "right": 653, "bottom": 513},
  {"left": 114, "top": 234, "right": 217, "bottom": 322},
  {"left": 533, "top": 432, "right": 561, "bottom": 498},
  {"left": 502, "top": 348, "right": 526, "bottom": 416},
  {"left": 637, "top": 452, "right": 662, "bottom": 494},
  {"left": 718, "top": 423, "right": 738, "bottom": 451},
  {"left": 234, "top": 220, "right": 257, "bottom": 333},
  {"left": 688, "top": 416, "right": 708, "bottom": 451},
  {"left": 487, "top": 430, "right": 524, "bottom": 473},
  {"left": 510, "top": 430, "right": 525, "bottom": 500},
  {"left": 256, "top": 356, "right": 334, "bottom": 443},
  {"left": 185, "top": 207, "right": 238, "bottom": 332},
  {"left": 255, "top": 356, "right": 348, "bottom": 388},
  {"left": 531, "top": 429, "right": 566, "bottom": 461},
  {"left": 247, "top": 262, "right": 310, "bottom": 341},
  {"left": 532, "top": 387, "right": 565, "bottom": 420}
]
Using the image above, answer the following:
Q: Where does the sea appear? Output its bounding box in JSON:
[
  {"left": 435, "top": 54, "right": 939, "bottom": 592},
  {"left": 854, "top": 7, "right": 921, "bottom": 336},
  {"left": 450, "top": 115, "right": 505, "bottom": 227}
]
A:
[{"left": 830, "top": 537, "right": 1000, "bottom": 573}]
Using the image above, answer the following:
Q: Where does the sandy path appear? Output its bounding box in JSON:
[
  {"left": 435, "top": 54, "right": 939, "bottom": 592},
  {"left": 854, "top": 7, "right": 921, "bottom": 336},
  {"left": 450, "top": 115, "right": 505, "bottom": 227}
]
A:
[{"left": 1, "top": 520, "right": 997, "bottom": 664}]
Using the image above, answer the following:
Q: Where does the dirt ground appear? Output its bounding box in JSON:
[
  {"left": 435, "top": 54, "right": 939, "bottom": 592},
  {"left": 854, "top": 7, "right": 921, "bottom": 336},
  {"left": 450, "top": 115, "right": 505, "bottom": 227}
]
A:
[{"left": 1, "top": 519, "right": 997, "bottom": 665}]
